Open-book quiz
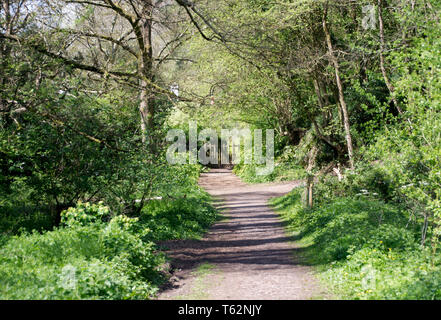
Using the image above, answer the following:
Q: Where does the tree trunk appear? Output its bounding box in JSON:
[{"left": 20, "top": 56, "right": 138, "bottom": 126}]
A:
[
  {"left": 139, "top": 81, "right": 154, "bottom": 145},
  {"left": 312, "top": 77, "right": 344, "bottom": 159},
  {"left": 0, "top": 0, "right": 12, "bottom": 125},
  {"left": 322, "top": 6, "right": 355, "bottom": 170},
  {"left": 305, "top": 175, "right": 314, "bottom": 208},
  {"left": 2, "top": 0, "right": 12, "bottom": 36},
  {"left": 139, "top": 0, "right": 155, "bottom": 147},
  {"left": 306, "top": 145, "right": 318, "bottom": 172}
]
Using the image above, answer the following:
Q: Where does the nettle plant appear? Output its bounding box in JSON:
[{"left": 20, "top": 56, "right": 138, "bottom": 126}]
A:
[{"left": 60, "top": 202, "right": 110, "bottom": 227}]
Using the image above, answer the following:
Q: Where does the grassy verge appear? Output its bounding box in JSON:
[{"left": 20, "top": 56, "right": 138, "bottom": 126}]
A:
[
  {"left": 174, "top": 263, "right": 219, "bottom": 300},
  {"left": 0, "top": 168, "right": 219, "bottom": 300},
  {"left": 270, "top": 188, "right": 441, "bottom": 300},
  {"left": 233, "top": 162, "right": 306, "bottom": 183}
]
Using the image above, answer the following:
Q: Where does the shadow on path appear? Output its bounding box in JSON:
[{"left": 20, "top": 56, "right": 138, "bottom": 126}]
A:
[{"left": 157, "top": 169, "right": 326, "bottom": 300}]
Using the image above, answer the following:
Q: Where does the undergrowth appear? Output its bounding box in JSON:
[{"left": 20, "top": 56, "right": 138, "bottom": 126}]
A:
[
  {"left": 270, "top": 188, "right": 441, "bottom": 300},
  {"left": 234, "top": 161, "right": 306, "bottom": 183},
  {"left": 0, "top": 167, "right": 218, "bottom": 300}
]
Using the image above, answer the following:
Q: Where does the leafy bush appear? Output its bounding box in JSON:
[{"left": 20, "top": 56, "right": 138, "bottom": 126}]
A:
[
  {"left": 270, "top": 188, "right": 439, "bottom": 299},
  {"left": 323, "top": 247, "right": 441, "bottom": 300},
  {"left": 61, "top": 202, "right": 110, "bottom": 227},
  {"left": 276, "top": 193, "right": 415, "bottom": 261},
  {"left": 0, "top": 203, "right": 164, "bottom": 299},
  {"left": 312, "top": 165, "right": 397, "bottom": 207},
  {"left": 0, "top": 205, "right": 55, "bottom": 235},
  {"left": 0, "top": 174, "right": 219, "bottom": 300},
  {"left": 140, "top": 196, "right": 218, "bottom": 241}
]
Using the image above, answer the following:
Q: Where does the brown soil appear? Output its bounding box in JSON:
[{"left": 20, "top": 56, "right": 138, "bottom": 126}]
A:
[{"left": 156, "top": 168, "right": 328, "bottom": 300}]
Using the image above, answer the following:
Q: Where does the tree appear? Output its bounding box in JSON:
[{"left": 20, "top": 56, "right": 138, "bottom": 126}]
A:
[
  {"left": 322, "top": 1, "right": 354, "bottom": 169},
  {"left": 1, "top": 0, "right": 194, "bottom": 150}
]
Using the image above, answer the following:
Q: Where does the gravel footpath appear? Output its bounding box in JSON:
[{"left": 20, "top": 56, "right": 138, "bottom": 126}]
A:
[{"left": 157, "top": 169, "right": 327, "bottom": 300}]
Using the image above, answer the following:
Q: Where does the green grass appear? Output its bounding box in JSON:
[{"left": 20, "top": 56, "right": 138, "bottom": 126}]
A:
[
  {"left": 140, "top": 194, "right": 219, "bottom": 242},
  {"left": 173, "top": 263, "right": 219, "bottom": 300},
  {"left": 0, "top": 218, "right": 163, "bottom": 299},
  {"left": 0, "top": 178, "right": 220, "bottom": 299},
  {"left": 234, "top": 162, "right": 306, "bottom": 183},
  {"left": 270, "top": 188, "right": 441, "bottom": 300}
]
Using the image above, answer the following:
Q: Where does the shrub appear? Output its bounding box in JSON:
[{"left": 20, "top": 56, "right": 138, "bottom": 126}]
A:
[
  {"left": 140, "top": 196, "right": 218, "bottom": 241},
  {"left": 0, "top": 206, "right": 164, "bottom": 299},
  {"left": 61, "top": 202, "right": 110, "bottom": 227},
  {"left": 322, "top": 247, "right": 441, "bottom": 300},
  {"left": 234, "top": 161, "right": 305, "bottom": 183},
  {"left": 272, "top": 188, "right": 438, "bottom": 300},
  {"left": 0, "top": 205, "right": 55, "bottom": 235}
]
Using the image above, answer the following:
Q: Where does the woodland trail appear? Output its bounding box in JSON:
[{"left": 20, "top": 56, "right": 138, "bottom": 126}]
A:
[{"left": 157, "top": 169, "right": 327, "bottom": 300}]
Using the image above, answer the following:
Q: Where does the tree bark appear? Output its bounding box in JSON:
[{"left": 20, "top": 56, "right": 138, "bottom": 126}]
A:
[
  {"left": 322, "top": 5, "right": 355, "bottom": 170},
  {"left": 0, "top": 0, "right": 12, "bottom": 124},
  {"left": 139, "top": 0, "right": 155, "bottom": 147},
  {"left": 2, "top": 0, "right": 12, "bottom": 36},
  {"left": 312, "top": 77, "right": 345, "bottom": 158},
  {"left": 305, "top": 175, "right": 314, "bottom": 208}
]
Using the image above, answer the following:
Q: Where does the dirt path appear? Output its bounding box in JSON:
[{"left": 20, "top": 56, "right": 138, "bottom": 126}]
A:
[{"left": 157, "top": 169, "right": 327, "bottom": 300}]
